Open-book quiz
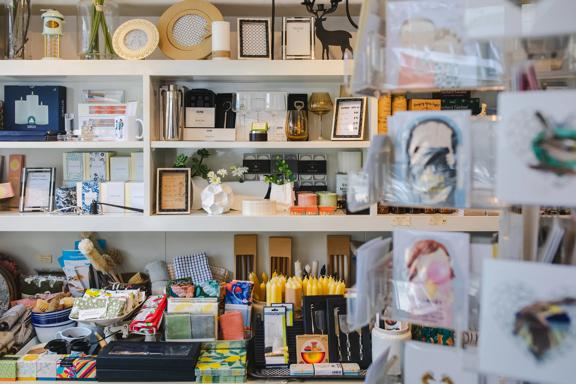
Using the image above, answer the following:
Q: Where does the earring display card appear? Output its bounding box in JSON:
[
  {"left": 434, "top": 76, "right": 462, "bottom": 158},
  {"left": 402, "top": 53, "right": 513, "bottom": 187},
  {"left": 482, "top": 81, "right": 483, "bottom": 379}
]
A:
[
  {"left": 388, "top": 110, "right": 471, "bottom": 207},
  {"left": 264, "top": 306, "right": 289, "bottom": 366},
  {"left": 392, "top": 230, "right": 470, "bottom": 329},
  {"left": 496, "top": 90, "right": 576, "bottom": 206},
  {"left": 326, "top": 297, "right": 371, "bottom": 369},
  {"left": 478, "top": 259, "right": 576, "bottom": 384},
  {"left": 238, "top": 18, "right": 271, "bottom": 59}
]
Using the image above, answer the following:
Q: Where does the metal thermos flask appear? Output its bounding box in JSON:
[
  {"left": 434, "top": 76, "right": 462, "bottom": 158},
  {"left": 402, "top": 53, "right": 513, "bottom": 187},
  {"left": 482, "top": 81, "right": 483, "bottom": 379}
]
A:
[{"left": 159, "top": 84, "right": 184, "bottom": 141}]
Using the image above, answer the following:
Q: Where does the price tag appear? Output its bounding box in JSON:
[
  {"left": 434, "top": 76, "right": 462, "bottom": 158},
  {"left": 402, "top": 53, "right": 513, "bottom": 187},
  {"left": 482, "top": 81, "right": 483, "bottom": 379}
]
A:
[
  {"left": 429, "top": 215, "right": 448, "bottom": 226},
  {"left": 392, "top": 216, "right": 412, "bottom": 227}
]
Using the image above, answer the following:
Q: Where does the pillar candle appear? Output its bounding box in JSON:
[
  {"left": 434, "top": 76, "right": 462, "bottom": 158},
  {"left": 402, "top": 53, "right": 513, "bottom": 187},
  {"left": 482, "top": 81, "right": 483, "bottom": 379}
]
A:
[
  {"left": 285, "top": 282, "right": 302, "bottom": 312},
  {"left": 311, "top": 261, "right": 318, "bottom": 277},
  {"left": 297, "top": 192, "right": 317, "bottom": 207},
  {"left": 212, "top": 21, "right": 230, "bottom": 60},
  {"left": 294, "top": 260, "right": 302, "bottom": 278},
  {"left": 317, "top": 192, "right": 338, "bottom": 207}
]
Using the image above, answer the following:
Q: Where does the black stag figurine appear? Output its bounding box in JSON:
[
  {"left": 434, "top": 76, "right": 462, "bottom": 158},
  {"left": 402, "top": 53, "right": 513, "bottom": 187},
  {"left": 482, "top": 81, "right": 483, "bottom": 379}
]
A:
[{"left": 302, "top": 0, "right": 353, "bottom": 60}]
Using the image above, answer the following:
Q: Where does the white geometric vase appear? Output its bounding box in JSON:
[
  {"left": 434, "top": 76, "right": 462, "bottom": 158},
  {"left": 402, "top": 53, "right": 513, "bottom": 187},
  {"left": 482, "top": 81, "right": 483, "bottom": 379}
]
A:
[
  {"left": 201, "top": 183, "right": 234, "bottom": 215},
  {"left": 269, "top": 182, "right": 294, "bottom": 212}
]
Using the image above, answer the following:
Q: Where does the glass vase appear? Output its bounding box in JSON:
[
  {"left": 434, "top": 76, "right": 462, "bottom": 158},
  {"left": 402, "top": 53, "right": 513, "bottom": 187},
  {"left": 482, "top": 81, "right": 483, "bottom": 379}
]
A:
[
  {"left": 4, "top": 0, "right": 31, "bottom": 59},
  {"left": 77, "top": 0, "right": 118, "bottom": 60}
]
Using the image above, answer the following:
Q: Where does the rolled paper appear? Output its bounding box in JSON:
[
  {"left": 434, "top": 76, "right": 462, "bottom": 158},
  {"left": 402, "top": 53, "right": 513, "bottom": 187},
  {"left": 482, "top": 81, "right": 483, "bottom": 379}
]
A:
[
  {"left": 212, "top": 21, "right": 230, "bottom": 60},
  {"left": 317, "top": 192, "right": 338, "bottom": 207},
  {"left": 297, "top": 192, "right": 317, "bottom": 207}
]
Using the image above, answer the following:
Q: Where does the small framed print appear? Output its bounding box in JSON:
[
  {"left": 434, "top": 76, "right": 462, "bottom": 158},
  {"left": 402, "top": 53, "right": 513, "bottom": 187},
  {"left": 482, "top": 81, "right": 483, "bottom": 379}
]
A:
[
  {"left": 283, "top": 17, "right": 314, "bottom": 60},
  {"left": 156, "top": 168, "right": 191, "bottom": 215},
  {"left": 237, "top": 18, "right": 271, "bottom": 60},
  {"left": 331, "top": 97, "right": 367, "bottom": 141},
  {"left": 19, "top": 167, "right": 55, "bottom": 212}
]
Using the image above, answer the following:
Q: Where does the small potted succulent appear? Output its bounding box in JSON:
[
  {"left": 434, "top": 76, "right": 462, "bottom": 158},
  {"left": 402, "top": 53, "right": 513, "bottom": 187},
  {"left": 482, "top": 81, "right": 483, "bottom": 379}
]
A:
[{"left": 265, "top": 158, "right": 296, "bottom": 210}]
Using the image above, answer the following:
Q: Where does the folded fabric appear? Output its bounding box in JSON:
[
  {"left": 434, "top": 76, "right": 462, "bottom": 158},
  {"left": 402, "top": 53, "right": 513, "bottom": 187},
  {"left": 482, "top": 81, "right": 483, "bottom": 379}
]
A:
[
  {"left": 0, "top": 305, "right": 27, "bottom": 331},
  {"left": 129, "top": 295, "right": 166, "bottom": 335},
  {"left": 224, "top": 281, "right": 253, "bottom": 305},
  {"left": 173, "top": 252, "right": 213, "bottom": 283},
  {"left": 195, "top": 345, "right": 247, "bottom": 377},
  {"left": 195, "top": 280, "right": 220, "bottom": 298},
  {"left": 219, "top": 312, "right": 244, "bottom": 341},
  {"left": 167, "top": 278, "right": 195, "bottom": 298}
]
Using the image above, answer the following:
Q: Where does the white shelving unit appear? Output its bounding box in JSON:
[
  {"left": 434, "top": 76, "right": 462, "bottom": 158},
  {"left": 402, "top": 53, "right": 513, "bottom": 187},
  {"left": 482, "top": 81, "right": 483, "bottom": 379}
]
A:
[{"left": 0, "top": 59, "right": 500, "bottom": 233}]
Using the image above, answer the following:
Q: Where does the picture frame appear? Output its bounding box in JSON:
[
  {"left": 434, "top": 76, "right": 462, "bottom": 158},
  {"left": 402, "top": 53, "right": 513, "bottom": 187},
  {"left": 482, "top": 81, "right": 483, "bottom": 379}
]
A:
[
  {"left": 331, "top": 97, "right": 367, "bottom": 141},
  {"left": 237, "top": 18, "right": 271, "bottom": 60},
  {"left": 283, "top": 17, "right": 314, "bottom": 60},
  {"left": 156, "top": 168, "right": 191, "bottom": 215},
  {"left": 19, "top": 167, "right": 56, "bottom": 213}
]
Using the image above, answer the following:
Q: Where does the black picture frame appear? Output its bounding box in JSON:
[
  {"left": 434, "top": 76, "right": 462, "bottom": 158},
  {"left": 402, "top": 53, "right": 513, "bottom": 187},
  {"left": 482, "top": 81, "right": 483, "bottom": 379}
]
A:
[
  {"left": 331, "top": 97, "right": 367, "bottom": 141},
  {"left": 19, "top": 167, "right": 55, "bottom": 213},
  {"left": 238, "top": 18, "right": 271, "bottom": 60},
  {"left": 156, "top": 168, "right": 191, "bottom": 215}
]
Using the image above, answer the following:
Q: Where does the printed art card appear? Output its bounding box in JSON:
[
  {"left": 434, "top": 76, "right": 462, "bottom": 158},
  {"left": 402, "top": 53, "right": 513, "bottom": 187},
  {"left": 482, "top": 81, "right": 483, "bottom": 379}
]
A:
[
  {"left": 392, "top": 230, "right": 470, "bottom": 329},
  {"left": 496, "top": 90, "right": 576, "bottom": 206},
  {"left": 479, "top": 259, "right": 576, "bottom": 384},
  {"left": 404, "top": 341, "right": 479, "bottom": 384},
  {"left": 389, "top": 111, "right": 471, "bottom": 207}
]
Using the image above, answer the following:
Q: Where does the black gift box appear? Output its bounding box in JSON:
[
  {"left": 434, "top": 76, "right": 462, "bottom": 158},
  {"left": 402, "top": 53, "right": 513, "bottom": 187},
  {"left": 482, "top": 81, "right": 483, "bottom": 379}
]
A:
[{"left": 96, "top": 341, "right": 201, "bottom": 382}]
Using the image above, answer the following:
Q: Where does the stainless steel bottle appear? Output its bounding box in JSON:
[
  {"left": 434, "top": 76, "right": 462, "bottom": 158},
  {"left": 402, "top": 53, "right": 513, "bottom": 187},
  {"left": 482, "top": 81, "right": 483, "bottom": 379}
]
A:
[{"left": 159, "top": 84, "right": 184, "bottom": 141}]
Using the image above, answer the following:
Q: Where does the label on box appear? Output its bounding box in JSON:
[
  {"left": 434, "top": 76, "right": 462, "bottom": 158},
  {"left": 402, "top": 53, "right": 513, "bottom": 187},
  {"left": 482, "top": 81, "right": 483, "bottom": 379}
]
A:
[
  {"left": 186, "top": 108, "right": 216, "bottom": 128},
  {"left": 183, "top": 128, "right": 236, "bottom": 141}
]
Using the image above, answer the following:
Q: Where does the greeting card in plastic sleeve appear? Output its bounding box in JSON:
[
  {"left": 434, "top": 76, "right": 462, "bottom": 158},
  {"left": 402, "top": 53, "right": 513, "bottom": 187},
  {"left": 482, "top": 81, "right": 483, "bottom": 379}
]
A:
[{"left": 392, "top": 230, "right": 470, "bottom": 329}]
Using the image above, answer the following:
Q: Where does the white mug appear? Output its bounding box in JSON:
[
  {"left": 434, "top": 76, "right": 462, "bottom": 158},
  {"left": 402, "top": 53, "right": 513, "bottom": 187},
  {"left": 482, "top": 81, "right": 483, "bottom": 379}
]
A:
[{"left": 114, "top": 116, "right": 144, "bottom": 141}]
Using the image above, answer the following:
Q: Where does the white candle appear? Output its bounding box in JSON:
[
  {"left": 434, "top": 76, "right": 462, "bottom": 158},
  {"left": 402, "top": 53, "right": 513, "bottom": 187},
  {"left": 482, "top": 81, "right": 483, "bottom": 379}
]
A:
[
  {"left": 311, "top": 261, "right": 318, "bottom": 278},
  {"left": 294, "top": 260, "right": 302, "bottom": 278},
  {"left": 212, "top": 21, "right": 230, "bottom": 60}
]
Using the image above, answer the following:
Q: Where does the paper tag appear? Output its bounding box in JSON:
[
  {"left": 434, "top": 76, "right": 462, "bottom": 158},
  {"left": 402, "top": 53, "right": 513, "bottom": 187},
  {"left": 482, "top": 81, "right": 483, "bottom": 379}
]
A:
[
  {"left": 429, "top": 215, "right": 448, "bottom": 226},
  {"left": 392, "top": 216, "right": 411, "bottom": 226},
  {"left": 78, "top": 307, "right": 107, "bottom": 321}
]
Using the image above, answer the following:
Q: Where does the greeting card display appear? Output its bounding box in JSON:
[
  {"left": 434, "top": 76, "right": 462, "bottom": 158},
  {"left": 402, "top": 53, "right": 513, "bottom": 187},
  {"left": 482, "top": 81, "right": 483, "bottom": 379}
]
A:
[
  {"left": 386, "top": 0, "right": 502, "bottom": 89},
  {"left": 496, "top": 90, "right": 576, "bottom": 206},
  {"left": 404, "top": 341, "right": 478, "bottom": 384},
  {"left": 392, "top": 230, "right": 469, "bottom": 329},
  {"left": 479, "top": 259, "right": 576, "bottom": 384},
  {"left": 465, "top": 0, "right": 576, "bottom": 40},
  {"left": 387, "top": 110, "right": 471, "bottom": 208}
]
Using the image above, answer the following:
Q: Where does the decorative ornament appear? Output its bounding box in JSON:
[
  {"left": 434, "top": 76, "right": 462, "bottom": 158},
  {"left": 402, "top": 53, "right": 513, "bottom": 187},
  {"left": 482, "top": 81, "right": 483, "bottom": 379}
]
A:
[
  {"left": 41, "top": 9, "right": 64, "bottom": 60},
  {"left": 201, "top": 183, "right": 234, "bottom": 215},
  {"left": 113, "top": 19, "right": 159, "bottom": 60},
  {"left": 302, "top": 0, "right": 353, "bottom": 59}
]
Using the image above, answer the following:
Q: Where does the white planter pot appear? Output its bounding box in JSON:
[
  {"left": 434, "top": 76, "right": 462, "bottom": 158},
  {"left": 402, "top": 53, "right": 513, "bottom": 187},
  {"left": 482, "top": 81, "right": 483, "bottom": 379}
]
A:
[
  {"left": 191, "top": 176, "right": 209, "bottom": 210},
  {"left": 201, "top": 183, "right": 234, "bottom": 215},
  {"left": 270, "top": 182, "right": 294, "bottom": 211}
]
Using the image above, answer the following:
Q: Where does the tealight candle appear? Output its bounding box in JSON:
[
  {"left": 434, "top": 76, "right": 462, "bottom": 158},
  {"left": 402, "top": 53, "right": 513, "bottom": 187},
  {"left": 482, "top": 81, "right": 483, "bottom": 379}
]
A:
[
  {"left": 297, "top": 192, "right": 317, "bottom": 207},
  {"left": 317, "top": 192, "right": 337, "bottom": 207}
]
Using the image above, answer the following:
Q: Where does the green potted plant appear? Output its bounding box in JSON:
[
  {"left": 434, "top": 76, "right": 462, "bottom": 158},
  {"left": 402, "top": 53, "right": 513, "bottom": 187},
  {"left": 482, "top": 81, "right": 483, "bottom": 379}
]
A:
[{"left": 265, "top": 157, "right": 296, "bottom": 210}]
